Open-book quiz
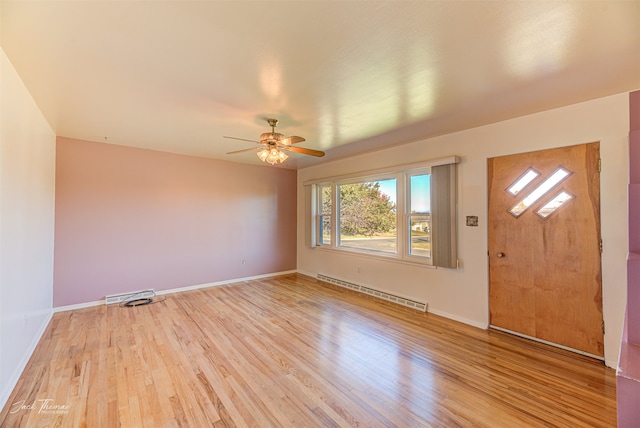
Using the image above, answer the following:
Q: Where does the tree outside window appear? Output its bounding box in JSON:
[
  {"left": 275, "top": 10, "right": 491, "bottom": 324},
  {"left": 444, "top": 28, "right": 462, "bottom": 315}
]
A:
[{"left": 339, "top": 180, "right": 397, "bottom": 254}]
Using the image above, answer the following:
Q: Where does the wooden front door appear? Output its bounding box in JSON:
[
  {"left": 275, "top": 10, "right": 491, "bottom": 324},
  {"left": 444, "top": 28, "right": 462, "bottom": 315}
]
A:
[{"left": 488, "top": 142, "right": 603, "bottom": 357}]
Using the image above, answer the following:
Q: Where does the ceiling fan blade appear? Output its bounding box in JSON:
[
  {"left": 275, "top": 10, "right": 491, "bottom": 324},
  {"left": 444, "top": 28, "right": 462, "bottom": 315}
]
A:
[
  {"left": 286, "top": 146, "right": 325, "bottom": 157},
  {"left": 226, "top": 147, "right": 260, "bottom": 155},
  {"left": 280, "top": 136, "right": 305, "bottom": 145},
  {"left": 223, "top": 136, "right": 261, "bottom": 144}
]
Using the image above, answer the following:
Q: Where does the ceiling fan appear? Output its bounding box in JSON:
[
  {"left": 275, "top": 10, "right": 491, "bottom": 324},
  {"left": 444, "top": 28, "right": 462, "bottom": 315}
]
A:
[{"left": 225, "top": 119, "right": 325, "bottom": 165}]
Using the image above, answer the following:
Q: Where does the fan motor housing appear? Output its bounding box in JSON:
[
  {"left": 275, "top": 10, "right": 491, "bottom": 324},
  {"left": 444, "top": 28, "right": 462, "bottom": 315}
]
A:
[{"left": 260, "top": 132, "right": 285, "bottom": 143}]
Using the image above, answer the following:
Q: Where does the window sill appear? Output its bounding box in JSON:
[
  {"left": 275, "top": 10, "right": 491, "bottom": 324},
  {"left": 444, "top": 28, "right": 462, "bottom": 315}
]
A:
[{"left": 312, "top": 245, "right": 436, "bottom": 269}]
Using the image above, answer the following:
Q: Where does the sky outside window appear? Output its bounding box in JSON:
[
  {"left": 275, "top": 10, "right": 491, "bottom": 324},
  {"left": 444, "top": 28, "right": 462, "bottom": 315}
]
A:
[{"left": 411, "top": 174, "right": 430, "bottom": 212}]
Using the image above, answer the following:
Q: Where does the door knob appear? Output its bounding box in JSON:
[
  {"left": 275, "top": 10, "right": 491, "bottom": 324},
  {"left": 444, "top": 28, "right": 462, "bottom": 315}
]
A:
[{"left": 497, "top": 252, "right": 505, "bottom": 258}]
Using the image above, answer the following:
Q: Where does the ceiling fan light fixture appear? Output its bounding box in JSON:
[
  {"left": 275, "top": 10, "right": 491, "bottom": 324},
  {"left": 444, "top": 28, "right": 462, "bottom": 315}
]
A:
[
  {"left": 227, "top": 118, "right": 324, "bottom": 165},
  {"left": 257, "top": 148, "right": 269, "bottom": 162},
  {"left": 257, "top": 146, "right": 288, "bottom": 165}
]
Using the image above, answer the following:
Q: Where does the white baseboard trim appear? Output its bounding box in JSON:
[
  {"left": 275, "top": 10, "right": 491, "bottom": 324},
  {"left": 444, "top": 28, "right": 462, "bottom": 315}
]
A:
[
  {"left": 426, "top": 308, "right": 489, "bottom": 330},
  {"left": 155, "top": 270, "right": 298, "bottom": 296},
  {"left": 53, "top": 270, "right": 299, "bottom": 312},
  {"left": 0, "top": 309, "right": 53, "bottom": 411},
  {"left": 296, "top": 269, "right": 317, "bottom": 278},
  {"left": 54, "top": 299, "right": 103, "bottom": 313}
]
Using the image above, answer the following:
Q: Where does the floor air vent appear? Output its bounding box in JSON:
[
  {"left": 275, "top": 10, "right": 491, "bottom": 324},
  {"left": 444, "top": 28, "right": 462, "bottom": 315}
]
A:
[
  {"left": 105, "top": 290, "right": 155, "bottom": 305},
  {"left": 317, "top": 274, "right": 427, "bottom": 312}
]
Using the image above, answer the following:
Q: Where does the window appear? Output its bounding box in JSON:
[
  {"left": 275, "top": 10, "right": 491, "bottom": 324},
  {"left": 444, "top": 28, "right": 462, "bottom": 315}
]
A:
[
  {"left": 338, "top": 178, "right": 397, "bottom": 254},
  {"left": 319, "top": 184, "right": 332, "bottom": 245},
  {"left": 307, "top": 157, "right": 459, "bottom": 268},
  {"left": 408, "top": 173, "right": 430, "bottom": 258}
]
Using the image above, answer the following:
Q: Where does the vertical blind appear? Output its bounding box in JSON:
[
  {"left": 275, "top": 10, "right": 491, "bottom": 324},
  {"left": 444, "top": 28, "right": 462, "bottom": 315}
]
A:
[{"left": 430, "top": 163, "right": 458, "bottom": 268}]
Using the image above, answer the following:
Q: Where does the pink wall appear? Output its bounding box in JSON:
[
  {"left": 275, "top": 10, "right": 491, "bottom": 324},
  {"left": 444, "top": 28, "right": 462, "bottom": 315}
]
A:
[
  {"left": 618, "top": 90, "right": 640, "bottom": 427},
  {"left": 54, "top": 137, "right": 297, "bottom": 307},
  {"left": 628, "top": 90, "right": 640, "bottom": 342}
]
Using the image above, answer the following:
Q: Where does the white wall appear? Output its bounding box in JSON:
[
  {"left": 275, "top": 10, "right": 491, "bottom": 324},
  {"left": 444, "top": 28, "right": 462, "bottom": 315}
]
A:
[
  {"left": 297, "top": 93, "right": 630, "bottom": 368},
  {"left": 0, "top": 48, "right": 56, "bottom": 408}
]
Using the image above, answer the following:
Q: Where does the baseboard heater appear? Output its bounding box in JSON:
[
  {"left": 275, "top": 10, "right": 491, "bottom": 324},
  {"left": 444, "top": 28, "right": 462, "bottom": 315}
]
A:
[
  {"left": 105, "top": 289, "right": 155, "bottom": 305},
  {"left": 317, "top": 274, "right": 427, "bottom": 312}
]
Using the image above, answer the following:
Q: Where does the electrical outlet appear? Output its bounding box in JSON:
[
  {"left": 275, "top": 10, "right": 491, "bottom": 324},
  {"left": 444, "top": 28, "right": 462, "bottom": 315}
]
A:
[{"left": 357, "top": 266, "right": 361, "bottom": 273}]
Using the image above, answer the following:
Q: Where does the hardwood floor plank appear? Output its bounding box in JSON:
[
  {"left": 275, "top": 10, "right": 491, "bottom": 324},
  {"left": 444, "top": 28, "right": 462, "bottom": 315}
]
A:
[{"left": 1, "top": 273, "right": 616, "bottom": 427}]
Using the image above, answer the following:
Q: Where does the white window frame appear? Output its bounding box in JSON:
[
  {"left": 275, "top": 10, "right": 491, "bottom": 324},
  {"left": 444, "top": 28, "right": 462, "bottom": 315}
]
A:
[{"left": 305, "top": 156, "right": 459, "bottom": 269}]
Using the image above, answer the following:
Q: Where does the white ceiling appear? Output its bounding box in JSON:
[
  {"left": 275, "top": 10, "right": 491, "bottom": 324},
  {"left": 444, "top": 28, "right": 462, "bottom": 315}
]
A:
[{"left": 2, "top": 1, "right": 639, "bottom": 169}]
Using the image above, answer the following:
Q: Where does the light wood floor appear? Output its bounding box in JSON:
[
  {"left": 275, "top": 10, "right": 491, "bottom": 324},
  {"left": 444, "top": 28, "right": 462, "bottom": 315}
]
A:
[{"left": 1, "top": 273, "right": 617, "bottom": 427}]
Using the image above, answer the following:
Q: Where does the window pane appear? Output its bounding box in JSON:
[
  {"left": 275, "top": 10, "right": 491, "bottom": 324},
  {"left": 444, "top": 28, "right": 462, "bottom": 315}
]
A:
[
  {"left": 409, "top": 215, "right": 430, "bottom": 257},
  {"left": 536, "top": 190, "right": 574, "bottom": 218},
  {"left": 339, "top": 179, "right": 397, "bottom": 253},
  {"left": 321, "top": 185, "right": 331, "bottom": 214},
  {"left": 410, "top": 174, "right": 430, "bottom": 213},
  {"left": 320, "top": 215, "right": 331, "bottom": 244},
  {"left": 507, "top": 168, "right": 540, "bottom": 196}
]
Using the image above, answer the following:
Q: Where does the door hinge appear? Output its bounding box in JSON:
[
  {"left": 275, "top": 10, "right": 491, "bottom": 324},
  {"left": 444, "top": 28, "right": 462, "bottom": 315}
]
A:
[
  {"left": 598, "top": 158, "right": 601, "bottom": 173},
  {"left": 600, "top": 239, "right": 603, "bottom": 253},
  {"left": 602, "top": 320, "right": 606, "bottom": 335}
]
